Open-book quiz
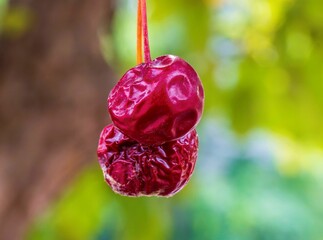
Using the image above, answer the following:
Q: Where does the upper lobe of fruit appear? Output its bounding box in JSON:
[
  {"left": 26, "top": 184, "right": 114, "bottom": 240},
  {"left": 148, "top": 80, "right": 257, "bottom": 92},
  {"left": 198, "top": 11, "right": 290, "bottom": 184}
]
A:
[
  {"left": 97, "top": 124, "right": 198, "bottom": 197},
  {"left": 108, "top": 55, "right": 204, "bottom": 145}
]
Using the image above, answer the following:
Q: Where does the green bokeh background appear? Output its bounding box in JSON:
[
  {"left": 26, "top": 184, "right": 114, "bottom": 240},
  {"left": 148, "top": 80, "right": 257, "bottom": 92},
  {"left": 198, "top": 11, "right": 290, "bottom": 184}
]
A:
[{"left": 3, "top": 0, "right": 322, "bottom": 239}]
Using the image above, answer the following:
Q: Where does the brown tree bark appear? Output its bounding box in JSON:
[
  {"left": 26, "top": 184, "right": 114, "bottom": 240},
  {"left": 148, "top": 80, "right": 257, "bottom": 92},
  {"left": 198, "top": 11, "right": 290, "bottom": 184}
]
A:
[{"left": 0, "top": 0, "right": 115, "bottom": 239}]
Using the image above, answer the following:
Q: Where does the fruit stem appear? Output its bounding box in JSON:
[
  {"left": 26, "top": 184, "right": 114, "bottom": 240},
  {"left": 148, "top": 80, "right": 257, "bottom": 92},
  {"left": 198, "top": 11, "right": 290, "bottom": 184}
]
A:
[
  {"left": 137, "top": 0, "right": 143, "bottom": 64},
  {"left": 142, "top": 0, "right": 151, "bottom": 63}
]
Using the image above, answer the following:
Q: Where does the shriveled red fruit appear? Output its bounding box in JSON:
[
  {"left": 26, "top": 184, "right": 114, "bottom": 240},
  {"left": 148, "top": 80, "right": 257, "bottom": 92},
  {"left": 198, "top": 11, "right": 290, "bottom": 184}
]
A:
[
  {"left": 108, "top": 55, "right": 204, "bottom": 145},
  {"left": 97, "top": 124, "right": 198, "bottom": 197}
]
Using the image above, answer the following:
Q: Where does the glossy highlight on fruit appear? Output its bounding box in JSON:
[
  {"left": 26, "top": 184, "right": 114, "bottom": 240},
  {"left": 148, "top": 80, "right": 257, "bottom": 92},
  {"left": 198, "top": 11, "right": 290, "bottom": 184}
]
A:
[
  {"left": 108, "top": 55, "right": 204, "bottom": 145},
  {"left": 97, "top": 124, "right": 198, "bottom": 197}
]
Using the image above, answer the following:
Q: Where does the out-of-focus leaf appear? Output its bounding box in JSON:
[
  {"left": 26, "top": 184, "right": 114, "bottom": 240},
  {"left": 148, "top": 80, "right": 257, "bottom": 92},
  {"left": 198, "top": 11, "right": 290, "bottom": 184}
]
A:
[{"left": 1, "top": 6, "right": 33, "bottom": 38}]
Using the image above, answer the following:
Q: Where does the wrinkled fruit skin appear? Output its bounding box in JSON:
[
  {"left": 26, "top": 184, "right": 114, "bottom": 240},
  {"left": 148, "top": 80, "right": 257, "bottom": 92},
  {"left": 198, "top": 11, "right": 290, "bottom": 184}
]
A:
[
  {"left": 97, "top": 124, "right": 198, "bottom": 197},
  {"left": 108, "top": 55, "right": 204, "bottom": 145}
]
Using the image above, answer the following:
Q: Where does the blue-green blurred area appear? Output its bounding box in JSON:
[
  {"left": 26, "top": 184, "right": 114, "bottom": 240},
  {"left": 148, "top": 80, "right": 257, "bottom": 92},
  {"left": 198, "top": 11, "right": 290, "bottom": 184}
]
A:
[{"left": 25, "top": 0, "right": 323, "bottom": 239}]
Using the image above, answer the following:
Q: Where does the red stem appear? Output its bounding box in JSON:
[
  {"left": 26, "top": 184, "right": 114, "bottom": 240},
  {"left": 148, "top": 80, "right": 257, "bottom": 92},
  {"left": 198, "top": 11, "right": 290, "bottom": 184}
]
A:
[
  {"left": 137, "top": 0, "right": 143, "bottom": 64},
  {"left": 142, "top": 0, "right": 151, "bottom": 62}
]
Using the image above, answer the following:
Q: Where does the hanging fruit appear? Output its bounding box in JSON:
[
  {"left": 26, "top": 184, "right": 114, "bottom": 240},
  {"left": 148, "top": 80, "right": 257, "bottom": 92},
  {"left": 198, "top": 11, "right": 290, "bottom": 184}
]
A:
[{"left": 97, "top": 0, "right": 204, "bottom": 197}]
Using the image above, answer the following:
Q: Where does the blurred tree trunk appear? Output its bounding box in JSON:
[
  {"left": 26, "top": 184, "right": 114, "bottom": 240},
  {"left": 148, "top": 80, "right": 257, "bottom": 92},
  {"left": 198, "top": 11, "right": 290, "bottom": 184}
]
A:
[{"left": 0, "top": 0, "right": 115, "bottom": 239}]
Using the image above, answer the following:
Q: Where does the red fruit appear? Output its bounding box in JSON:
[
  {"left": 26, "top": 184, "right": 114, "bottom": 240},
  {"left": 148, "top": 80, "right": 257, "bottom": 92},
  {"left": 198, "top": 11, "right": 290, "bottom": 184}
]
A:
[
  {"left": 108, "top": 55, "right": 204, "bottom": 145},
  {"left": 97, "top": 124, "right": 198, "bottom": 197}
]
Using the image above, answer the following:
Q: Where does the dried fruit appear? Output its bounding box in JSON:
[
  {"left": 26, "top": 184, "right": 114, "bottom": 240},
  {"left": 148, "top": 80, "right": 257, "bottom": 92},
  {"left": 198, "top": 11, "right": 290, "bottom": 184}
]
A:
[
  {"left": 108, "top": 55, "right": 204, "bottom": 145},
  {"left": 97, "top": 124, "right": 198, "bottom": 197},
  {"left": 97, "top": 0, "right": 203, "bottom": 197}
]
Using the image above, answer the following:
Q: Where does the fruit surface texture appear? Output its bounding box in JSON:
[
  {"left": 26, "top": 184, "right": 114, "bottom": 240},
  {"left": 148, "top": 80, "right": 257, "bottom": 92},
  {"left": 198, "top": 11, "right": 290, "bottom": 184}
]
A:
[
  {"left": 97, "top": 0, "right": 204, "bottom": 197},
  {"left": 108, "top": 55, "right": 204, "bottom": 145},
  {"left": 97, "top": 124, "right": 198, "bottom": 197}
]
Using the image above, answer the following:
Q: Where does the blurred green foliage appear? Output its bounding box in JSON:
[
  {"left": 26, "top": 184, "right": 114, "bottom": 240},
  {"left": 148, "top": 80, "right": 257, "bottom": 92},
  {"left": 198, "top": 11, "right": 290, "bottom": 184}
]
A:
[
  {"left": 23, "top": 0, "right": 323, "bottom": 239},
  {"left": 0, "top": 0, "right": 7, "bottom": 30},
  {"left": 0, "top": 0, "right": 34, "bottom": 38}
]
